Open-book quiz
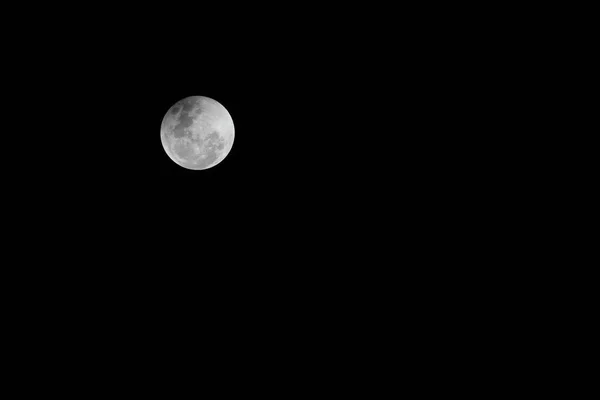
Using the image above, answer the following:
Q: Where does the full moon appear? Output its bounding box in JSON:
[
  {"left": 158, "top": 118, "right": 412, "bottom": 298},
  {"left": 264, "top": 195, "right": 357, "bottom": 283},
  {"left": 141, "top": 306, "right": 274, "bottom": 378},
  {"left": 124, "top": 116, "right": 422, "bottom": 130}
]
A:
[{"left": 161, "top": 96, "right": 234, "bottom": 170}]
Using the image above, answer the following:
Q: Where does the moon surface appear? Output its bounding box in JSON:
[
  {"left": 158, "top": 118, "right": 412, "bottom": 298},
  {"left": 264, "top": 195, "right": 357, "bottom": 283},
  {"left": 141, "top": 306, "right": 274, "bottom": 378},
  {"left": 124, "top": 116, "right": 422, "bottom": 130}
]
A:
[{"left": 161, "top": 96, "right": 234, "bottom": 170}]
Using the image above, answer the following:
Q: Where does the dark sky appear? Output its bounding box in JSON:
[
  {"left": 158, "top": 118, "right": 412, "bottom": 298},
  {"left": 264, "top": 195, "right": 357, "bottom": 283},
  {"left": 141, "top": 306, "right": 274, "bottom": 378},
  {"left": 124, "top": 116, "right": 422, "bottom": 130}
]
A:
[
  {"left": 6, "top": 3, "right": 532, "bottom": 274},
  {"left": 1, "top": 6, "right": 547, "bottom": 342}
]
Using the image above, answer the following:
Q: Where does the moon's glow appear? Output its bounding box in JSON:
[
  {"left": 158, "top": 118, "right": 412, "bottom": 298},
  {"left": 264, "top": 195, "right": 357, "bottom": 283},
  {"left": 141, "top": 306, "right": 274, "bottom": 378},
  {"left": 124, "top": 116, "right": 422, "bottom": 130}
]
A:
[{"left": 161, "top": 96, "right": 234, "bottom": 170}]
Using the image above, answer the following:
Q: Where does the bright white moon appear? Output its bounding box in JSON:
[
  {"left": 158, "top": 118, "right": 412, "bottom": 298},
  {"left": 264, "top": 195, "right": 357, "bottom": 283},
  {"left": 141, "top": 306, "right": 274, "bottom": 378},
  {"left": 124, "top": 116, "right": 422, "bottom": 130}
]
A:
[{"left": 161, "top": 96, "right": 234, "bottom": 170}]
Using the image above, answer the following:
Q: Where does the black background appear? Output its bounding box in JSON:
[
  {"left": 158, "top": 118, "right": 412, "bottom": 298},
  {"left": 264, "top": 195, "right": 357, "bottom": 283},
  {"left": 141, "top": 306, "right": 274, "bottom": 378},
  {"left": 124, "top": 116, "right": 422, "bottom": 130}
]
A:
[
  {"left": 9, "top": 4, "right": 541, "bottom": 262},
  {"left": 6, "top": 3, "right": 548, "bottom": 302},
  {"left": 2, "top": 5, "right": 565, "bottom": 387}
]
